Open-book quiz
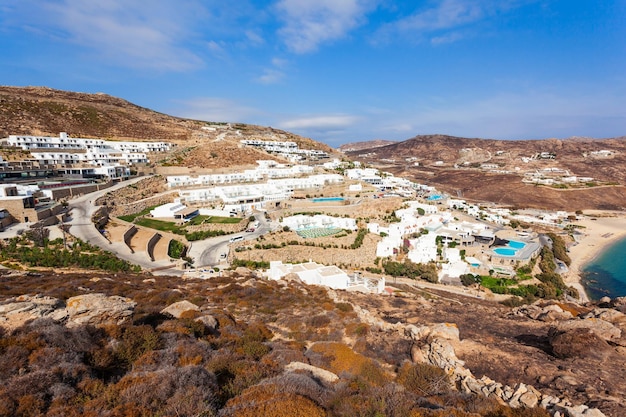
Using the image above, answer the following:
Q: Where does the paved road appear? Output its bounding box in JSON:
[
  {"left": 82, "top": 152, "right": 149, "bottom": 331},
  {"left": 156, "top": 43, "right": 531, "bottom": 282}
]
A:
[
  {"left": 189, "top": 211, "right": 277, "bottom": 267},
  {"left": 66, "top": 177, "right": 183, "bottom": 276}
]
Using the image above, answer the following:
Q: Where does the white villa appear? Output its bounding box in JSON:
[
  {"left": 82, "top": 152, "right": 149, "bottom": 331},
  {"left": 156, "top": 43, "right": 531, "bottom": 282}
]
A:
[
  {"left": 266, "top": 261, "right": 385, "bottom": 293},
  {"left": 150, "top": 200, "right": 199, "bottom": 223},
  {"left": 267, "top": 261, "right": 350, "bottom": 290}
]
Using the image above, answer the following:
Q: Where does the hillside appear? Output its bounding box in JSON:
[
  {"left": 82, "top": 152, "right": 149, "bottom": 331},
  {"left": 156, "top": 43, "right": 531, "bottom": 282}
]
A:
[
  {"left": 345, "top": 134, "right": 626, "bottom": 211},
  {"left": 0, "top": 86, "right": 334, "bottom": 168},
  {"left": 1, "top": 267, "right": 623, "bottom": 417},
  {"left": 339, "top": 139, "right": 398, "bottom": 152}
]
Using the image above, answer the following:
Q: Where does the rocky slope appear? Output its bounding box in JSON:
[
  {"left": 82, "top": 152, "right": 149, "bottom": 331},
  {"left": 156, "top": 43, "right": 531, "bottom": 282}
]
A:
[
  {"left": 0, "top": 268, "right": 623, "bottom": 416},
  {"left": 345, "top": 135, "right": 626, "bottom": 211}
]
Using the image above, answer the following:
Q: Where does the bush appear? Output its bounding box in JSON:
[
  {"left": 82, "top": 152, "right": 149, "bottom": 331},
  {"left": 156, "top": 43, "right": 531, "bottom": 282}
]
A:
[
  {"left": 396, "top": 361, "right": 451, "bottom": 396},
  {"left": 168, "top": 240, "right": 186, "bottom": 259}
]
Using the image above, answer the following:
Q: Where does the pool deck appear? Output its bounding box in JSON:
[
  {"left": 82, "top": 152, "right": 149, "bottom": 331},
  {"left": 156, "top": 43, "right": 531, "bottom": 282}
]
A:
[{"left": 491, "top": 240, "right": 541, "bottom": 261}]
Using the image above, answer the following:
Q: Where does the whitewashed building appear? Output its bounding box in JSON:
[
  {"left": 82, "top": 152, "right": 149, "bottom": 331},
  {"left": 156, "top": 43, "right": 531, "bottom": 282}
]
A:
[{"left": 267, "top": 261, "right": 350, "bottom": 290}]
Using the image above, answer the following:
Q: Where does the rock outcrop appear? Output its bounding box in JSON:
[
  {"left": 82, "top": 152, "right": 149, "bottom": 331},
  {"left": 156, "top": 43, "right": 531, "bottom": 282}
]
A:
[
  {"left": 0, "top": 293, "right": 136, "bottom": 330},
  {"left": 327, "top": 289, "right": 608, "bottom": 417},
  {"left": 0, "top": 294, "right": 68, "bottom": 330},
  {"left": 161, "top": 300, "right": 201, "bottom": 318},
  {"left": 65, "top": 293, "right": 136, "bottom": 327}
]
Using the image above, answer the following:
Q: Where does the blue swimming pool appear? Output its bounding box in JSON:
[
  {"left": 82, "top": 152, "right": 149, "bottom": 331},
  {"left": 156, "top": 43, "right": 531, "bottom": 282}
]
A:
[
  {"left": 494, "top": 248, "right": 517, "bottom": 256},
  {"left": 312, "top": 197, "right": 344, "bottom": 202},
  {"left": 493, "top": 240, "right": 527, "bottom": 256},
  {"left": 427, "top": 194, "right": 443, "bottom": 201}
]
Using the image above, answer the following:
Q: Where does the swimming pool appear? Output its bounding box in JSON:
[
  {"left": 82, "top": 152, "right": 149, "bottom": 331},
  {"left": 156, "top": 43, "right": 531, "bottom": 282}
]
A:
[
  {"left": 493, "top": 248, "right": 517, "bottom": 256},
  {"left": 312, "top": 197, "right": 344, "bottom": 202},
  {"left": 427, "top": 194, "right": 443, "bottom": 201},
  {"left": 493, "top": 240, "right": 527, "bottom": 257}
]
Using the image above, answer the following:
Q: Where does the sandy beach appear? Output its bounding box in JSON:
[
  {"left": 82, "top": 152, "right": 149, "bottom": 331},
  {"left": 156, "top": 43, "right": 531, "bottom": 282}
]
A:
[{"left": 563, "top": 211, "right": 626, "bottom": 302}]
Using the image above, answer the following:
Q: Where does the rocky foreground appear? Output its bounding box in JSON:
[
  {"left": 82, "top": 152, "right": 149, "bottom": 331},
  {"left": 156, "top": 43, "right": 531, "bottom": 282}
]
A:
[{"left": 0, "top": 269, "right": 624, "bottom": 416}]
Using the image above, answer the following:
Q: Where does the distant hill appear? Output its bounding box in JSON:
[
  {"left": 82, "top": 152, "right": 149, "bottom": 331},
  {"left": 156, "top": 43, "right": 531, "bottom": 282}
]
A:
[
  {"left": 339, "top": 139, "right": 397, "bottom": 152},
  {"left": 346, "top": 134, "right": 626, "bottom": 211},
  {"left": 0, "top": 86, "right": 334, "bottom": 168}
]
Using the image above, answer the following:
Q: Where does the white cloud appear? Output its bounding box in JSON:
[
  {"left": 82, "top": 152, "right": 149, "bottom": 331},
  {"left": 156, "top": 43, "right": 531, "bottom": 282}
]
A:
[
  {"left": 172, "top": 97, "right": 262, "bottom": 123},
  {"left": 431, "top": 31, "right": 465, "bottom": 45},
  {"left": 245, "top": 30, "right": 265, "bottom": 46},
  {"left": 279, "top": 114, "right": 360, "bottom": 130},
  {"left": 6, "top": 0, "right": 210, "bottom": 71},
  {"left": 377, "top": 0, "right": 535, "bottom": 44},
  {"left": 275, "top": 0, "right": 377, "bottom": 53},
  {"left": 257, "top": 68, "right": 285, "bottom": 84}
]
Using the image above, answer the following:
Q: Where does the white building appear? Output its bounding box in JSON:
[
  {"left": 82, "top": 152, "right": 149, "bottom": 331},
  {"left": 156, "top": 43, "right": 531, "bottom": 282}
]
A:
[
  {"left": 407, "top": 233, "right": 438, "bottom": 264},
  {"left": 267, "top": 261, "right": 350, "bottom": 290},
  {"left": 150, "top": 200, "right": 199, "bottom": 223},
  {"left": 7, "top": 132, "right": 170, "bottom": 154}
]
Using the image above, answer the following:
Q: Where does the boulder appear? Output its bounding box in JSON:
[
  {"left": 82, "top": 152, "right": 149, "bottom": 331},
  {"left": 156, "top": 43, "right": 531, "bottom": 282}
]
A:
[
  {"left": 195, "top": 314, "right": 218, "bottom": 331},
  {"left": 160, "top": 300, "right": 200, "bottom": 319},
  {"left": 554, "top": 404, "right": 607, "bottom": 417},
  {"left": 582, "top": 308, "right": 626, "bottom": 325},
  {"left": 0, "top": 294, "right": 68, "bottom": 330},
  {"left": 420, "top": 338, "right": 465, "bottom": 372},
  {"left": 537, "top": 309, "right": 573, "bottom": 322},
  {"left": 429, "top": 323, "right": 460, "bottom": 342},
  {"left": 519, "top": 390, "right": 539, "bottom": 408},
  {"left": 548, "top": 328, "right": 612, "bottom": 359},
  {"left": 285, "top": 361, "right": 339, "bottom": 384},
  {"left": 405, "top": 324, "right": 430, "bottom": 341},
  {"left": 552, "top": 317, "right": 621, "bottom": 341},
  {"left": 234, "top": 266, "right": 255, "bottom": 277},
  {"left": 66, "top": 293, "right": 136, "bottom": 327}
]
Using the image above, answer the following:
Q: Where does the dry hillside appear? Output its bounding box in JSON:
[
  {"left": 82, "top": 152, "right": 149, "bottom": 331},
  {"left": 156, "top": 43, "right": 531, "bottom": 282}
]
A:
[
  {"left": 0, "top": 86, "right": 334, "bottom": 169},
  {"left": 346, "top": 135, "right": 626, "bottom": 211}
]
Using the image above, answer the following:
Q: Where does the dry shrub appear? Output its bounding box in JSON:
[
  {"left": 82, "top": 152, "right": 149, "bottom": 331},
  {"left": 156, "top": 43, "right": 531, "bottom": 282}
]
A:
[
  {"left": 104, "top": 366, "right": 219, "bottom": 416},
  {"left": 307, "top": 342, "right": 377, "bottom": 377},
  {"left": 114, "top": 325, "right": 162, "bottom": 367},
  {"left": 396, "top": 361, "right": 452, "bottom": 396},
  {"left": 307, "top": 313, "right": 331, "bottom": 328},
  {"left": 345, "top": 322, "right": 369, "bottom": 337},
  {"left": 221, "top": 384, "right": 326, "bottom": 417},
  {"left": 328, "top": 378, "right": 420, "bottom": 417}
]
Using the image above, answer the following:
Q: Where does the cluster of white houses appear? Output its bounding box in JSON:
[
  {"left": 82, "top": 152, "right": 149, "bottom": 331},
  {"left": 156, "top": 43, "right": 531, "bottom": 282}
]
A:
[
  {"left": 3, "top": 133, "right": 172, "bottom": 180},
  {"left": 166, "top": 160, "right": 315, "bottom": 187},
  {"left": 240, "top": 139, "right": 329, "bottom": 161}
]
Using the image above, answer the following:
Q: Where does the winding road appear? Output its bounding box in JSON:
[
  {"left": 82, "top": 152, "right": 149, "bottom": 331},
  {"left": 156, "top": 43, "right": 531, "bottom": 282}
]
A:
[{"left": 66, "top": 177, "right": 183, "bottom": 276}]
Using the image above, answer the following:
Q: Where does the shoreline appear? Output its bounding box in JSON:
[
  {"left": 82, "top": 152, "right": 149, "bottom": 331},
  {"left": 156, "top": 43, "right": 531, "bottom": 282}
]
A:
[{"left": 562, "top": 211, "right": 626, "bottom": 303}]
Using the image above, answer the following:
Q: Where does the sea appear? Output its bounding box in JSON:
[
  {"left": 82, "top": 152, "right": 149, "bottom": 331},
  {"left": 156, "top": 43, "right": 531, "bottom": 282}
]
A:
[{"left": 581, "top": 236, "right": 626, "bottom": 300}]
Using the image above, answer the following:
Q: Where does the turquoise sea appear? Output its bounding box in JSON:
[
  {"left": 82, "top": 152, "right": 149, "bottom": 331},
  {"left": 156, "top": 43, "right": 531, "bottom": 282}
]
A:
[{"left": 581, "top": 236, "right": 626, "bottom": 300}]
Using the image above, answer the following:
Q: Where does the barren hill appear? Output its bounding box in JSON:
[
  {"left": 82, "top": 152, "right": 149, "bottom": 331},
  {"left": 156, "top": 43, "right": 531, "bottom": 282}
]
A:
[
  {"left": 339, "top": 139, "right": 397, "bottom": 152},
  {"left": 0, "top": 86, "right": 334, "bottom": 168},
  {"left": 346, "top": 134, "right": 626, "bottom": 211}
]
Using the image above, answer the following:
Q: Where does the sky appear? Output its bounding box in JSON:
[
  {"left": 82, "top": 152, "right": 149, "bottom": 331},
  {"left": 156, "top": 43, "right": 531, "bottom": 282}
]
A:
[{"left": 1, "top": 0, "right": 625, "bottom": 147}]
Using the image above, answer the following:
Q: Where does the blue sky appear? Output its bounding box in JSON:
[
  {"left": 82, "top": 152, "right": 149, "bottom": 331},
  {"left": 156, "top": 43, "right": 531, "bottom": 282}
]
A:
[{"left": 1, "top": 0, "right": 625, "bottom": 147}]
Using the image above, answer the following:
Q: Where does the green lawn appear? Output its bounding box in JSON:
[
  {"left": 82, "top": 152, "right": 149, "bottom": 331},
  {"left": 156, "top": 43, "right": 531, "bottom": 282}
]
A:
[
  {"left": 480, "top": 276, "right": 518, "bottom": 289},
  {"left": 117, "top": 205, "right": 160, "bottom": 222},
  {"left": 187, "top": 215, "right": 241, "bottom": 225},
  {"left": 135, "top": 218, "right": 185, "bottom": 234}
]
